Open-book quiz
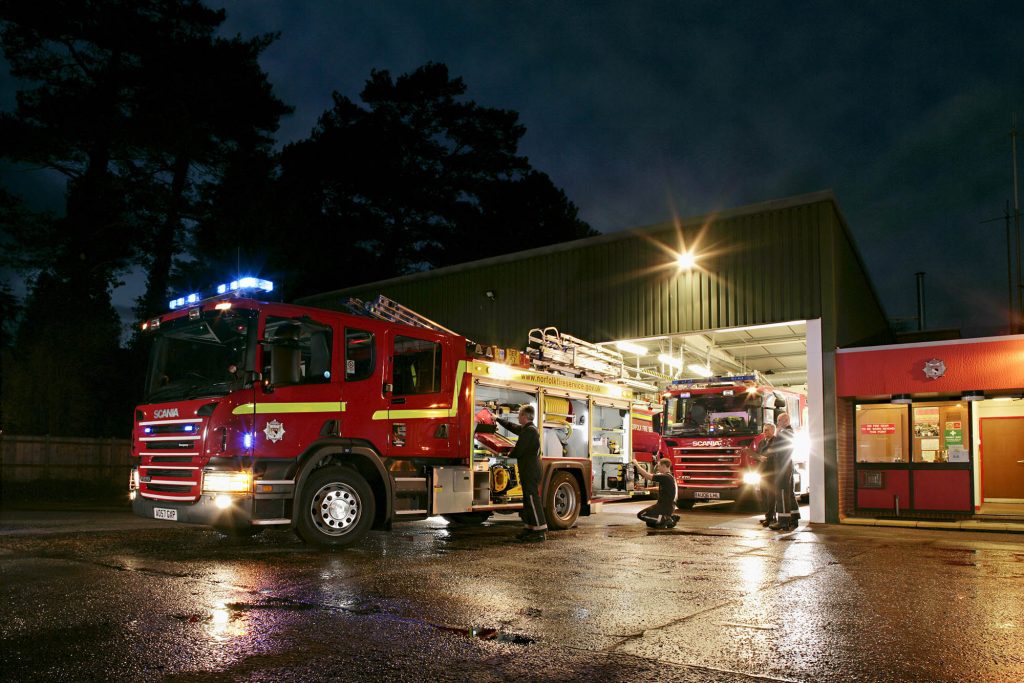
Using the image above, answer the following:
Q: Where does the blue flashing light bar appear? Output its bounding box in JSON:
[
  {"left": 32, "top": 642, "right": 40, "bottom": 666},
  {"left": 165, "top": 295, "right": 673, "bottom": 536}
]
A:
[
  {"left": 671, "top": 374, "right": 757, "bottom": 386},
  {"left": 224, "top": 277, "right": 274, "bottom": 293},
  {"left": 168, "top": 277, "right": 275, "bottom": 310}
]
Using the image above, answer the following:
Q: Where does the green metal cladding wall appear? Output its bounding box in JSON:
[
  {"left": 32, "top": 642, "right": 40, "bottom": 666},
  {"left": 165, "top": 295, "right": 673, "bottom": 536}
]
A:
[{"left": 299, "top": 194, "right": 873, "bottom": 350}]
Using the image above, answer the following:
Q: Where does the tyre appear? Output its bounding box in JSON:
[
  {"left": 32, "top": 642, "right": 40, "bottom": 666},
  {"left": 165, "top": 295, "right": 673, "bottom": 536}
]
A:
[
  {"left": 442, "top": 512, "right": 492, "bottom": 526},
  {"left": 295, "top": 465, "right": 375, "bottom": 547},
  {"left": 675, "top": 498, "right": 695, "bottom": 510},
  {"left": 544, "top": 471, "right": 581, "bottom": 530}
]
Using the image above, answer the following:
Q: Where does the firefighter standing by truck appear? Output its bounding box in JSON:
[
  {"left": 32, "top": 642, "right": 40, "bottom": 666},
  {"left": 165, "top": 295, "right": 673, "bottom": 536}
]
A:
[
  {"left": 496, "top": 405, "right": 548, "bottom": 543},
  {"left": 752, "top": 423, "right": 777, "bottom": 527},
  {"left": 768, "top": 413, "right": 800, "bottom": 531}
]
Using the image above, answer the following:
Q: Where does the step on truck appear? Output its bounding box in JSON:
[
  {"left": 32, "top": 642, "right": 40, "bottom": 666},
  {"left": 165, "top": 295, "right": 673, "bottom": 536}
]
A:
[{"left": 129, "top": 283, "right": 636, "bottom": 546}]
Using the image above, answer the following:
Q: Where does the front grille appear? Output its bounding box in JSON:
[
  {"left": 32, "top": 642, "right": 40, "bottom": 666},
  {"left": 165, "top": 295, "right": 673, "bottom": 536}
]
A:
[
  {"left": 146, "top": 468, "right": 194, "bottom": 478},
  {"left": 675, "top": 449, "right": 741, "bottom": 488},
  {"left": 149, "top": 456, "right": 195, "bottom": 463},
  {"left": 147, "top": 483, "right": 193, "bottom": 493},
  {"left": 139, "top": 440, "right": 198, "bottom": 451}
]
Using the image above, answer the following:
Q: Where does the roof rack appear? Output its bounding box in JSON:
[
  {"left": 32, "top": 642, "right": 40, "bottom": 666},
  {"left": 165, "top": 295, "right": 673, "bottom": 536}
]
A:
[{"left": 527, "top": 327, "right": 659, "bottom": 393}]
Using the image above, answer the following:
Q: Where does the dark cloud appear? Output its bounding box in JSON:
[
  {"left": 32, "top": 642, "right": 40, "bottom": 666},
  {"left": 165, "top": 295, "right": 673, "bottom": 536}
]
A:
[{"left": 3, "top": 1, "right": 1022, "bottom": 331}]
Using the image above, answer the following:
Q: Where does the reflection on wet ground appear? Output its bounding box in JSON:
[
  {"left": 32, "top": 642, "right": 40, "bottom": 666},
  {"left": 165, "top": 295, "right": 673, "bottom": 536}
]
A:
[{"left": 1, "top": 500, "right": 1022, "bottom": 682}]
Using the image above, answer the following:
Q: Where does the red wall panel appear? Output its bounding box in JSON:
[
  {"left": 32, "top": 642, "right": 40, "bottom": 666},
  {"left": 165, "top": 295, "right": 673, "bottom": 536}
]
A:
[
  {"left": 856, "top": 470, "right": 909, "bottom": 510},
  {"left": 837, "top": 338, "right": 1024, "bottom": 397},
  {"left": 911, "top": 470, "right": 972, "bottom": 511}
]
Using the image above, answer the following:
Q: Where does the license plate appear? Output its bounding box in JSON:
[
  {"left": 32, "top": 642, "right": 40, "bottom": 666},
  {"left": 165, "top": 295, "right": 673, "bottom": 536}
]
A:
[
  {"left": 694, "top": 491, "right": 720, "bottom": 499},
  {"left": 154, "top": 507, "right": 178, "bottom": 521}
]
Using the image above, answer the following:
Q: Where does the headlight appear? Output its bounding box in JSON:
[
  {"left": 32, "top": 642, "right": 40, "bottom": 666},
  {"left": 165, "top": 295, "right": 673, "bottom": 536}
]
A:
[
  {"left": 202, "top": 471, "right": 252, "bottom": 493},
  {"left": 742, "top": 471, "right": 761, "bottom": 486},
  {"left": 129, "top": 468, "right": 140, "bottom": 490}
]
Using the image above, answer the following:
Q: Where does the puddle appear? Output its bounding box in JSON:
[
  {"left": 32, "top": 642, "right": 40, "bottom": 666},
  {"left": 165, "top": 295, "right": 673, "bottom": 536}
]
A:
[
  {"left": 226, "top": 598, "right": 317, "bottom": 611},
  {"left": 432, "top": 624, "right": 535, "bottom": 645}
]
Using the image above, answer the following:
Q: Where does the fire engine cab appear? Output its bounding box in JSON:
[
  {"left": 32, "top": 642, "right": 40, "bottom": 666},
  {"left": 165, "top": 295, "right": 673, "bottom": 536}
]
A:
[
  {"left": 129, "top": 283, "right": 639, "bottom": 546},
  {"left": 638, "top": 374, "right": 810, "bottom": 507}
]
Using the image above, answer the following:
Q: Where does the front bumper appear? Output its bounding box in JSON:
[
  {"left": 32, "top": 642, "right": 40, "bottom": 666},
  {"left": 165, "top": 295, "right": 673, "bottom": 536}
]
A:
[{"left": 132, "top": 493, "right": 256, "bottom": 527}]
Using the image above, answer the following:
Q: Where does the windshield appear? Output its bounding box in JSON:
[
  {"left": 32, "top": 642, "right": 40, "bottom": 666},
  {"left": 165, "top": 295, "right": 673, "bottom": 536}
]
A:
[
  {"left": 145, "top": 309, "right": 257, "bottom": 402},
  {"left": 664, "top": 392, "right": 762, "bottom": 437}
]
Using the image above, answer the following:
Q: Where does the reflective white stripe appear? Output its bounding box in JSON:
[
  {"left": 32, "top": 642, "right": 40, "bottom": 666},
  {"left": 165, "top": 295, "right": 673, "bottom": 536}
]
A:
[
  {"left": 139, "top": 452, "right": 199, "bottom": 456},
  {"left": 140, "top": 435, "right": 200, "bottom": 441},
  {"left": 148, "top": 478, "right": 197, "bottom": 485},
  {"left": 251, "top": 518, "right": 291, "bottom": 526},
  {"left": 140, "top": 492, "right": 196, "bottom": 501},
  {"left": 138, "top": 418, "right": 203, "bottom": 426},
  {"left": 140, "top": 465, "right": 198, "bottom": 471}
]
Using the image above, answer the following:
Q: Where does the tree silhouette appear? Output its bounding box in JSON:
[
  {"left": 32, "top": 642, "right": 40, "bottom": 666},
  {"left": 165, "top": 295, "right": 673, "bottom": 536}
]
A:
[
  {"left": 231, "top": 62, "right": 595, "bottom": 299},
  {"left": 129, "top": 30, "right": 290, "bottom": 320}
]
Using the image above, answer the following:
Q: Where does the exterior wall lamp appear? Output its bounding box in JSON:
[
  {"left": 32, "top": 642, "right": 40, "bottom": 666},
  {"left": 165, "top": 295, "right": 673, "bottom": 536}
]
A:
[{"left": 891, "top": 394, "right": 913, "bottom": 404}]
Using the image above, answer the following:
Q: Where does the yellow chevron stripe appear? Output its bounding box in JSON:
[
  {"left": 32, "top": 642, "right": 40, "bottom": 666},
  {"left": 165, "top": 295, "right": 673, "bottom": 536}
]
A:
[
  {"left": 232, "top": 402, "right": 347, "bottom": 415},
  {"left": 373, "top": 360, "right": 467, "bottom": 420}
]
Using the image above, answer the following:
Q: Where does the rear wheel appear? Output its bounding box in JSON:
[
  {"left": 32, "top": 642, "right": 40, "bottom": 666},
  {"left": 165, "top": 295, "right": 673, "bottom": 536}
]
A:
[
  {"left": 296, "top": 466, "right": 375, "bottom": 547},
  {"left": 442, "top": 512, "right": 492, "bottom": 526},
  {"left": 544, "top": 471, "right": 581, "bottom": 530}
]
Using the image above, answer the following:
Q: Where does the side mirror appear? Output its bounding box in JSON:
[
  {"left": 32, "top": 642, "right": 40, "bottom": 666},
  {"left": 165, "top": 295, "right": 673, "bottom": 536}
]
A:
[{"left": 652, "top": 413, "right": 662, "bottom": 433}]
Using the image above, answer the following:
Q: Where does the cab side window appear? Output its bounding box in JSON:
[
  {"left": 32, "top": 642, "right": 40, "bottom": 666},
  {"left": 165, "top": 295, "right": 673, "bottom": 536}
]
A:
[
  {"left": 345, "top": 328, "right": 375, "bottom": 381},
  {"left": 392, "top": 336, "right": 442, "bottom": 395},
  {"left": 264, "top": 316, "right": 333, "bottom": 385}
]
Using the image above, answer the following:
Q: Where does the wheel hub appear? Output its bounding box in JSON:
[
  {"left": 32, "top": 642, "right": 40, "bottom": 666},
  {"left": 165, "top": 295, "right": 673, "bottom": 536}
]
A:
[{"left": 312, "top": 483, "right": 360, "bottom": 535}]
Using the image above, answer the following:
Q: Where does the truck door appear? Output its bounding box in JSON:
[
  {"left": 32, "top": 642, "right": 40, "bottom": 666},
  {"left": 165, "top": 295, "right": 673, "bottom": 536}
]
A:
[
  {"left": 383, "top": 330, "right": 454, "bottom": 458},
  {"left": 252, "top": 311, "right": 343, "bottom": 460}
]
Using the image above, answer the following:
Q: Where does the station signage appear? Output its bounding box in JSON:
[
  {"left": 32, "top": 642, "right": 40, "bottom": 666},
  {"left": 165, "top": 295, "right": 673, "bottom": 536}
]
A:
[{"left": 860, "top": 423, "right": 896, "bottom": 435}]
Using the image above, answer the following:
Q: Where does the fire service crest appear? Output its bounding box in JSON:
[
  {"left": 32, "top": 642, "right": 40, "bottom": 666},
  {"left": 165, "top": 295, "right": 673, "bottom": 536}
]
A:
[
  {"left": 922, "top": 358, "right": 946, "bottom": 380},
  {"left": 263, "top": 419, "right": 286, "bottom": 443}
]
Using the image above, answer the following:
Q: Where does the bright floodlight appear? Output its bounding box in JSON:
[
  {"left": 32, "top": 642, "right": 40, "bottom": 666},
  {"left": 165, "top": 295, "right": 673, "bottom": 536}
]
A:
[
  {"left": 615, "top": 340, "right": 648, "bottom": 356},
  {"left": 687, "top": 363, "right": 713, "bottom": 377},
  {"left": 658, "top": 353, "right": 683, "bottom": 369},
  {"left": 676, "top": 251, "right": 697, "bottom": 270}
]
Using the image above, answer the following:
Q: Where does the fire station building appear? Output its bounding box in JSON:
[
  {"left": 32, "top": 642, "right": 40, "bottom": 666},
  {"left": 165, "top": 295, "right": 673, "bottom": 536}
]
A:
[{"left": 301, "top": 190, "right": 1024, "bottom": 526}]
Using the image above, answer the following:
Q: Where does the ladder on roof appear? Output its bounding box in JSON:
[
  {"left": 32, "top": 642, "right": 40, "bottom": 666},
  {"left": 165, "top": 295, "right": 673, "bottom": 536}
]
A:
[
  {"left": 346, "top": 295, "right": 460, "bottom": 337},
  {"left": 526, "top": 327, "right": 659, "bottom": 393}
]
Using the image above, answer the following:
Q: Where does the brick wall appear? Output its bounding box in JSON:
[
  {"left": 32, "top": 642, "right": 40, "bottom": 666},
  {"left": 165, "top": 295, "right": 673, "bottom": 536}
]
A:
[{"left": 836, "top": 398, "right": 855, "bottom": 518}]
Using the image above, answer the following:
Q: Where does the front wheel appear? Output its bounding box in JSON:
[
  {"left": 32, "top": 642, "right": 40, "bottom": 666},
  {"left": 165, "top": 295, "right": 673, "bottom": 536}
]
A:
[
  {"left": 295, "top": 466, "right": 375, "bottom": 547},
  {"left": 675, "top": 498, "right": 695, "bottom": 510},
  {"left": 544, "top": 471, "right": 581, "bottom": 530}
]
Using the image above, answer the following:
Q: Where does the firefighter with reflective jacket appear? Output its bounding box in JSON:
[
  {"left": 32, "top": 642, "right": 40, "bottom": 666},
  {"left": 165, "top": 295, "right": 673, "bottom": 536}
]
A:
[
  {"left": 768, "top": 413, "right": 800, "bottom": 531},
  {"left": 497, "top": 405, "right": 547, "bottom": 542}
]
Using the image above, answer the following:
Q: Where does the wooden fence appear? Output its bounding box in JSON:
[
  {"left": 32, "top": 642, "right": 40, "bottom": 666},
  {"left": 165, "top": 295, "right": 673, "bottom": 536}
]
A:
[{"left": 0, "top": 435, "right": 132, "bottom": 488}]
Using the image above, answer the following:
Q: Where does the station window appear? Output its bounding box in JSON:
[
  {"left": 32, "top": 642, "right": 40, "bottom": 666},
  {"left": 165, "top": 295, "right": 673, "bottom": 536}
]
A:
[
  {"left": 855, "top": 404, "right": 908, "bottom": 463},
  {"left": 392, "top": 336, "right": 442, "bottom": 395},
  {"left": 911, "top": 401, "right": 969, "bottom": 463},
  {"left": 344, "top": 328, "right": 375, "bottom": 381}
]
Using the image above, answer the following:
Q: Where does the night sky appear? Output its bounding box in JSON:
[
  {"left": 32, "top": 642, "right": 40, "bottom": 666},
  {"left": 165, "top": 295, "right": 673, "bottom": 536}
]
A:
[{"left": 2, "top": 1, "right": 1023, "bottom": 333}]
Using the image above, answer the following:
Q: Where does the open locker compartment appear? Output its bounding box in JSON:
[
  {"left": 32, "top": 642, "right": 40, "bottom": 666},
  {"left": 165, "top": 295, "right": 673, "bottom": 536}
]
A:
[{"left": 472, "top": 382, "right": 539, "bottom": 505}]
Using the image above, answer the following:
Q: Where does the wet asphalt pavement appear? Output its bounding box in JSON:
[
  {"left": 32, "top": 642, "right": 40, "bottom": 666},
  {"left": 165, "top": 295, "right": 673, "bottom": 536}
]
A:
[{"left": 1, "top": 501, "right": 1022, "bottom": 682}]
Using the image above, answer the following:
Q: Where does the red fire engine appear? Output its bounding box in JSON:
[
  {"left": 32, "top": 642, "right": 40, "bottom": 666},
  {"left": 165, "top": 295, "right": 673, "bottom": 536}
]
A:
[
  {"left": 633, "top": 375, "right": 810, "bottom": 507},
  {"left": 129, "top": 284, "right": 638, "bottom": 546}
]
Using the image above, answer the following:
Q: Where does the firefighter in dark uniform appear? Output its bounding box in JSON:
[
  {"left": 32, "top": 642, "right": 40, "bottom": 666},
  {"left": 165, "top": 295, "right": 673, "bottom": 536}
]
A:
[
  {"left": 751, "top": 423, "right": 777, "bottom": 527},
  {"left": 769, "top": 413, "right": 799, "bottom": 531},
  {"left": 497, "top": 404, "right": 547, "bottom": 542}
]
